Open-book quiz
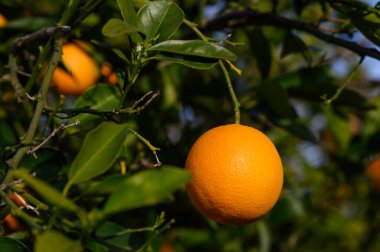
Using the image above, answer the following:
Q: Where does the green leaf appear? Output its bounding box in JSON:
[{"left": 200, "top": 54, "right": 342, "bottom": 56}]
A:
[
  {"left": 342, "top": 5, "right": 380, "bottom": 46},
  {"left": 19, "top": 148, "right": 65, "bottom": 180},
  {"left": 149, "top": 54, "right": 218, "bottom": 69},
  {"left": 137, "top": 1, "right": 184, "bottom": 43},
  {"left": 325, "top": 109, "right": 351, "bottom": 154},
  {"left": 260, "top": 81, "right": 298, "bottom": 119},
  {"left": 68, "top": 122, "right": 129, "bottom": 184},
  {"left": 84, "top": 174, "right": 128, "bottom": 196},
  {"left": 68, "top": 84, "right": 120, "bottom": 127},
  {"left": 34, "top": 231, "right": 82, "bottom": 252},
  {"left": 0, "top": 237, "right": 30, "bottom": 252},
  {"left": 96, "top": 221, "right": 127, "bottom": 237},
  {"left": 103, "top": 166, "right": 191, "bottom": 215},
  {"left": 12, "top": 170, "right": 78, "bottom": 212},
  {"left": 277, "top": 67, "right": 375, "bottom": 110},
  {"left": 148, "top": 40, "right": 237, "bottom": 61},
  {"left": 273, "top": 119, "right": 317, "bottom": 143},
  {"left": 102, "top": 18, "right": 139, "bottom": 37},
  {"left": 117, "top": 0, "right": 138, "bottom": 26},
  {"left": 6, "top": 17, "right": 54, "bottom": 31},
  {"left": 281, "top": 31, "right": 312, "bottom": 62},
  {"left": 248, "top": 27, "right": 272, "bottom": 79},
  {"left": 0, "top": 121, "right": 17, "bottom": 147}
]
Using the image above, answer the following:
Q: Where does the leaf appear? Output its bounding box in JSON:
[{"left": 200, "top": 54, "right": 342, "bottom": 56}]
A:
[
  {"left": 84, "top": 174, "right": 128, "bottom": 196},
  {"left": 34, "top": 231, "right": 82, "bottom": 252},
  {"left": 68, "top": 84, "right": 120, "bottom": 127},
  {"left": 96, "top": 221, "right": 127, "bottom": 237},
  {"left": 12, "top": 170, "right": 78, "bottom": 212},
  {"left": 19, "top": 148, "right": 65, "bottom": 180},
  {"left": 68, "top": 122, "right": 129, "bottom": 184},
  {"left": 102, "top": 18, "right": 139, "bottom": 37},
  {"left": 103, "top": 166, "right": 191, "bottom": 215},
  {"left": 281, "top": 31, "right": 312, "bottom": 62},
  {"left": 149, "top": 54, "right": 218, "bottom": 69},
  {"left": 273, "top": 119, "right": 317, "bottom": 143},
  {"left": 0, "top": 121, "right": 17, "bottom": 147},
  {"left": 277, "top": 67, "right": 375, "bottom": 110},
  {"left": 148, "top": 40, "right": 237, "bottom": 61},
  {"left": 137, "top": 1, "right": 184, "bottom": 43},
  {"left": 117, "top": 0, "right": 138, "bottom": 26},
  {"left": 248, "top": 27, "right": 272, "bottom": 79},
  {"left": 0, "top": 237, "right": 30, "bottom": 252},
  {"left": 260, "top": 81, "right": 298, "bottom": 119},
  {"left": 325, "top": 109, "right": 351, "bottom": 154},
  {"left": 6, "top": 17, "right": 54, "bottom": 31}
]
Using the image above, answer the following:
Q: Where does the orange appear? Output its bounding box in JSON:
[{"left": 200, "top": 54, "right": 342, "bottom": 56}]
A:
[
  {"left": 367, "top": 157, "right": 380, "bottom": 192},
  {"left": 101, "top": 62, "right": 118, "bottom": 85},
  {"left": 52, "top": 43, "right": 99, "bottom": 95},
  {"left": 4, "top": 214, "right": 24, "bottom": 231},
  {"left": 0, "top": 13, "right": 7, "bottom": 28},
  {"left": 185, "top": 124, "right": 283, "bottom": 225}
]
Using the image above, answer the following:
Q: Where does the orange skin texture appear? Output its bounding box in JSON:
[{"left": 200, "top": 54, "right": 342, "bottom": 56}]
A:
[
  {"left": 52, "top": 43, "right": 99, "bottom": 95},
  {"left": 185, "top": 124, "right": 283, "bottom": 225},
  {"left": 0, "top": 13, "right": 7, "bottom": 28}
]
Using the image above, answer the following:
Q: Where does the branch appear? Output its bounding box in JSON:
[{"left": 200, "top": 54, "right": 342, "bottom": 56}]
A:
[
  {"left": 202, "top": 9, "right": 380, "bottom": 61},
  {"left": 46, "top": 90, "right": 160, "bottom": 119},
  {"left": 12, "top": 26, "right": 71, "bottom": 53},
  {"left": 26, "top": 120, "right": 80, "bottom": 155}
]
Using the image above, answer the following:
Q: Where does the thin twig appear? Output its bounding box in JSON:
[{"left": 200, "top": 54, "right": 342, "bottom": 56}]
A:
[
  {"left": 323, "top": 57, "right": 365, "bottom": 106},
  {"left": 46, "top": 91, "right": 160, "bottom": 119},
  {"left": 12, "top": 26, "right": 71, "bottom": 53},
  {"left": 203, "top": 9, "right": 380, "bottom": 61},
  {"left": 26, "top": 120, "right": 80, "bottom": 155},
  {"left": 130, "top": 91, "right": 160, "bottom": 111}
]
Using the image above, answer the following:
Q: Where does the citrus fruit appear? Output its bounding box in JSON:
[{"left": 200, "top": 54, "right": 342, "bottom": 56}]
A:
[
  {"left": 0, "top": 13, "right": 7, "bottom": 28},
  {"left": 101, "top": 62, "right": 118, "bottom": 85},
  {"left": 4, "top": 214, "right": 24, "bottom": 232},
  {"left": 52, "top": 42, "right": 99, "bottom": 95},
  {"left": 185, "top": 124, "right": 283, "bottom": 225},
  {"left": 367, "top": 157, "right": 380, "bottom": 192}
]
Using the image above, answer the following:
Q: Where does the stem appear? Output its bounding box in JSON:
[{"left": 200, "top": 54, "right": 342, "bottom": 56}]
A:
[
  {"left": 219, "top": 60, "right": 240, "bottom": 124},
  {"left": 184, "top": 18, "right": 241, "bottom": 124},
  {"left": 25, "top": 39, "right": 53, "bottom": 93},
  {"left": 128, "top": 127, "right": 162, "bottom": 167},
  {"left": 323, "top": 56, "right": 364, "bottom": 106},
  {"left": 6, "top": 37, "right": 64, "bottom": 180},
  {"left": 183, "top": 19, "right": 208, "bottom": 42},
  {"left": 0, "top": 188, "right": 42, "bottom": 231}
]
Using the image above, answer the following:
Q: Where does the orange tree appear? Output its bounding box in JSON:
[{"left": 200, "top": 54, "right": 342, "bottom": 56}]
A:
[{"left": 0, "top": 0, "right": 380, "bottom": 251}]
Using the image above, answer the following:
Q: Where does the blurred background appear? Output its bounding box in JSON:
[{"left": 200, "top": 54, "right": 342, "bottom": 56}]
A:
[{"left": 1, "top": 0, "right": 380, "bottom": 251}]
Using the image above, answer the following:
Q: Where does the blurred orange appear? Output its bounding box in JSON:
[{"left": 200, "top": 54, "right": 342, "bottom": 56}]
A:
[
  {"left": 101, "top": 62, "right": 118, "bottom": 85},
  {"left": 367, "top": 157, "right": 380, "bottom": 192},
  {"left": 0, "top": 13, "right": 7, "bottom": 28},
  {"left": 52, "top": 42, "right": 100, "bottom": 95},
  {"left": 4, "top": 214, "right": 24, "bottom": 232}
]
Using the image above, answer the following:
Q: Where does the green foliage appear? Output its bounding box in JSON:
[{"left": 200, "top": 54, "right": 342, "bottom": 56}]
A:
[
  {"left": 68, "top": 122, "right": 129, "bottom": 185},
  {"left": 1, "top": 0, "right": 380, "bottom": 251}
]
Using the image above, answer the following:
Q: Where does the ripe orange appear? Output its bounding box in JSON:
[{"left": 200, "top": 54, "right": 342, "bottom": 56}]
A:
[
  {"left": 4, "top": 214, "right": 24, "bottom": 232},
  {"left": 0, "top": 13, "right": 7, "bottom": 28},
  {"left": 52, "top": 42, "right": 99, "bottom": 95},
  {"left": 101, "top": 62, "right": 118, "bottom": 85},
  {"left": 367, "top": 157, "right": 380, "bottom": 192},
  {"left": 185, "top": 124, "right": 283, "bottom": 225}
]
